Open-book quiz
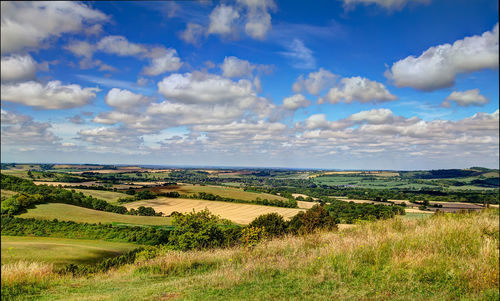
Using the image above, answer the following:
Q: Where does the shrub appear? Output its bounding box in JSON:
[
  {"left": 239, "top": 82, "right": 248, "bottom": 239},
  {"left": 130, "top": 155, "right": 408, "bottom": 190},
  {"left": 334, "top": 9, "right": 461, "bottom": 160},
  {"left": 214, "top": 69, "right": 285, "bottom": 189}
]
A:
[
  {"left": 240, "top": 226, "right": 267, "bottom": 247},
  {"left": 298, "top": 205, "right": 337, "bottom": 234},
  {"left": 249, "top": 213, "right": 287, "bottom": 237},
  {"left": 169, "top": 209, "right": 226, "bottom": 251}
]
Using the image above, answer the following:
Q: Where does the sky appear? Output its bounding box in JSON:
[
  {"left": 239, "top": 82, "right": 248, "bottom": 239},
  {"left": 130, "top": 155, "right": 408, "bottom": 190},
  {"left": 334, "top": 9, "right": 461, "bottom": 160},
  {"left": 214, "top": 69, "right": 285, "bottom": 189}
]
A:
[{"left": 1, "top": 0, "right": 499, "bottom": 170}]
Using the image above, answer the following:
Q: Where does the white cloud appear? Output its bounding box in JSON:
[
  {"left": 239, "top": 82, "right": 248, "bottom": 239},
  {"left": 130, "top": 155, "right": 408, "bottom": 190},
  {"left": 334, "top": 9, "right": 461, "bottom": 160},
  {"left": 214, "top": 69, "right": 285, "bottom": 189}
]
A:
[
  {"left": 442, "top": 89, "right": 488, "bottom": 107},
  {"left": 1, "top": 110, "right": 60, "bottom": 146},
  {"left": 179, "top": 23, "right": 204, "bottom": 46},
  {"left": 142, "top": 48, "right": 183, "bottom": 76},
  {"left": 237, "top": 0, "right": 276, "bottom": 39},
  {"left": 105, "top": 88, "right": 150, "bottom": 109},
  {"left": 282, "top": 94, "right": 311, "bottom": 110},
  {"left": 279, "top": 39, "right": 316, "bottom": 69},
  {"left": 292, "top": 68, "right": 337, "bottom": 95},
  {"left": 347, "top": 108, "right": 399, "bottom": 124},
  {"left": 220, "top": 56, "right": 255, "bottom": 78},
  {"left": 341, "top": 0, "right": 430, "bottom": 11},
  {"left": 304, "top": 114, "right": 332, "bottom": 130},
  {"left": 157, "top": 72, "right": 258, "bottom": 105},
  {"left": 1, "top": 54, "right": 37, "bottom": 82},
  {"left": 1, "top": 1, "right": 108, "bottom": 54},
  {"left": 386, "top": 23, "right": 499, "bottom": 91},
  {"left": 208, "top": 5, "right": 240, "bottom": 36},
  {"left": 1, "top": 80, "right": 100, "bottom": 109},
  {"left": 97, "top": 35, "right": 148, "bottom": 56},
  {"left": 322, "top": 76, "right": 397, "bottom": 104},
  {"left": 65, "top": 40, "right": 95, "bottom": 58},
  {"left": 85, "top": 24, "right": 103, "bottom": 36},
  {"left": 95, "top": 36, "right": 182, "bottom": 75},
  {"left": 245, "top": 12, "right": 271, "bottom": 40}
]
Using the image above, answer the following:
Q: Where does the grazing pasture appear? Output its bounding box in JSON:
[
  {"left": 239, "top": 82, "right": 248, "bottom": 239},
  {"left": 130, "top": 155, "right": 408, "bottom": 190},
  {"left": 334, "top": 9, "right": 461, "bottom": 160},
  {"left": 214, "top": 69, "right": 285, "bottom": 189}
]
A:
[
  {"left": 125, "top": 197, "right": 304, "bottom": 224},
  {"left": 1, "top": 236, "right": 137, "bottom": 267},
  {"left": 18, "top": 203, "right": 172, "bottom": 226}
]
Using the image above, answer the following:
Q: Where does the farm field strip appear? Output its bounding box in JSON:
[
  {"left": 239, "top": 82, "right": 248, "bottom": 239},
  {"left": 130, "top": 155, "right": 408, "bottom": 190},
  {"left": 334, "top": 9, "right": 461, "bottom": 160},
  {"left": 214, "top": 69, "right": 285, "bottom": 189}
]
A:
[
  {"left": 125, "top": 197, "right": 304, "bottom": 224},
  {"left": 18, "top": 203, "right": 172, "bottom": 225}
]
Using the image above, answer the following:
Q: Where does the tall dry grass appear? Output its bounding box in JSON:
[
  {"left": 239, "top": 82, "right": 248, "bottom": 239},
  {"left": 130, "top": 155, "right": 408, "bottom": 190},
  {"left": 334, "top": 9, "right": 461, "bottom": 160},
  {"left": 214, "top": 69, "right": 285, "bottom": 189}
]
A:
[{"left": 2, "top": 209, "right": 498, "bottom": 300}]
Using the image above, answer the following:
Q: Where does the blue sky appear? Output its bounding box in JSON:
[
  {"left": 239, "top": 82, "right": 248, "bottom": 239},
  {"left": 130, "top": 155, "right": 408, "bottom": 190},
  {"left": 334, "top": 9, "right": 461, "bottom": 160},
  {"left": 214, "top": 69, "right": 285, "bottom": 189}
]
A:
[{"left": 1, "top": 0, "right": 498, "bottom": 169}]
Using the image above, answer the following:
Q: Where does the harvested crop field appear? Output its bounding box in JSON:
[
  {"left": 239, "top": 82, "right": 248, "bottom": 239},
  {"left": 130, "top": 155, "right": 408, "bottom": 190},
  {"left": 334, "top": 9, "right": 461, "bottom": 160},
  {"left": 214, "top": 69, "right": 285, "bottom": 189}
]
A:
[
  {"left": 150, "top": 184, "right": 289, "bottom": 202},
  {"left": 125, "top": 197, "right": 304, "bottom": 224},
  {"left": 19, "top": 203, "right": 172, "bottom": 226}
]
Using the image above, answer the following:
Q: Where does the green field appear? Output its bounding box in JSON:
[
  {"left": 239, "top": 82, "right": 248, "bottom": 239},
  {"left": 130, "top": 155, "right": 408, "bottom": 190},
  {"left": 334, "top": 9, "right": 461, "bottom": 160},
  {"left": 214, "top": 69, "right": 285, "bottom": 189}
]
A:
[
  {"left": 312, "top": 174, "right": 497, "bottom": 190},
  {"left": 1, "top": 236, "right": 137, "bottom": 267},
  {"left": 155, "top": 184, "right": 289, "bottom": 202},
  {"left": 71, "top": 188, "right": 128, "bottom": 204},
  {"left": 18, "top": 203, "right": 172, "bottom": 226}
]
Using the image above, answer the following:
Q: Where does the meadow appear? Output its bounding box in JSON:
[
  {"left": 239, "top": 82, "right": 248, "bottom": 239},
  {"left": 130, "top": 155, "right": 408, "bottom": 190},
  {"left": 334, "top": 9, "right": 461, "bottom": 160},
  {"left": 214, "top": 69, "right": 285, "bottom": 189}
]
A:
[
  {"left": 2, "top": 209, "right": 497, "bottom": 300},
  {"left": 125, "top": 197, "right": 303, "bottom": 224},
  {"left": 18, "top": 203, "right": 172, "bottom": 226},
  {"left": 1, "top": 236, "right": 137, "bottom": 267}
]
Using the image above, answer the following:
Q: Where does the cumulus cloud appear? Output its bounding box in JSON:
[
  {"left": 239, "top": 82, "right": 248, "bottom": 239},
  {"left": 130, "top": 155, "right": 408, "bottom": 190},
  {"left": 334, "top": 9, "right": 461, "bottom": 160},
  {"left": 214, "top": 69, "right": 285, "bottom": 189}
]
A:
[
  {"left": 105, "top": 88, "right": 150, "bottom": 109},
  {"left": 1, "top": 109, "right": 60, "bottom": 146},
  {"left": 386, "top": 23, "right": 499, "bottom": 91},
  {"left": 441, "top": 89, "right": 488, "bottom": 107},
  {"left": 282, "top": 94, "right": 311, "bottom": 110},
  {"left": 142, "top": 48, "right": 183, "bottom": 76},
  {"left": 1, "top": 80, "right": 100, "bottom": 109},
  {"left": 1, "top": 1, "right": 108, "bottom": 54},
  {"left": 341, "top": 0, "right": 430, "bottom": 11},
  {"left": 279, "top": 39, "right": 316, "bottom": 69},
  {"left": 94, "top": 36, "right": 182, "bottom": 75},
  {"left": 97, "top": 35, "right": 147, "bottom": 56},
  {"left": 292, "top": 68, "right": 337, "bottom": 95},
  {"left": 65, "top": 40, "right": 95, "bottom": 58},
  {"left": 65, "top": 40, "right": 116, "bottom": 70},
  {"left": 208, "top": 5, "right": 240, "bottom": 36},
  {"left": 294, "top": 109, "right": 499, "bottom": 168},
  {"left": 220, "top": 56, "right": 255, "bottom": 78},
  {"left": 1, "top": 54, "right": 37, "bottom": 82},
  {"left": 179, "top": 23, "right": 204, "bottom": 46},
  {"left": 78, "top": 126, "right": 143, "bottom": 148},
  {"left": 322, "top": 76, "right": 397, "bottom": 104},
  {"left": 157, "top": 72, "right": 260, "bottom": 105},
  {"left": 237, "top": 0, "right": 276, "bottom": 39}
]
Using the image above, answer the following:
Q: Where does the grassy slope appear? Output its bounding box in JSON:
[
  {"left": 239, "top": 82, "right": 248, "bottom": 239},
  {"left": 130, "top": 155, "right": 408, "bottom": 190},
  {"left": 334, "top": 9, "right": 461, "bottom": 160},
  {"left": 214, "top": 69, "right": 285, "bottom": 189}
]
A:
[
  {"left": 70, "top": 189, "right": 128, "bottom": 204},
  {"left": 156, "top": 184, "right": 289, "bottom": 202},
  {"left": 18, "top": 203, "right": 172, "bottom": 226},
  {"left": 3, "top": 209, "right": 498, "bottom": 300},
  {"left": 1, "top": 236, "right": 137, "bottom": 267}
]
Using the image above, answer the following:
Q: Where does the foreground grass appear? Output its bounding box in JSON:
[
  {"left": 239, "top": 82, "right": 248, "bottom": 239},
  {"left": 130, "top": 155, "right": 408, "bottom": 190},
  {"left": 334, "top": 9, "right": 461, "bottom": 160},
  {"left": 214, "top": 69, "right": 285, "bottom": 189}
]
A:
[
  {"left": 2, "top": 209, "right": 498, "bottom": 300},
  {"left": 1, "top": 236, "right": 137, "bottom": 267},
  {"left": 18, "top": 203, "right": 172, "bottom": 226}
]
